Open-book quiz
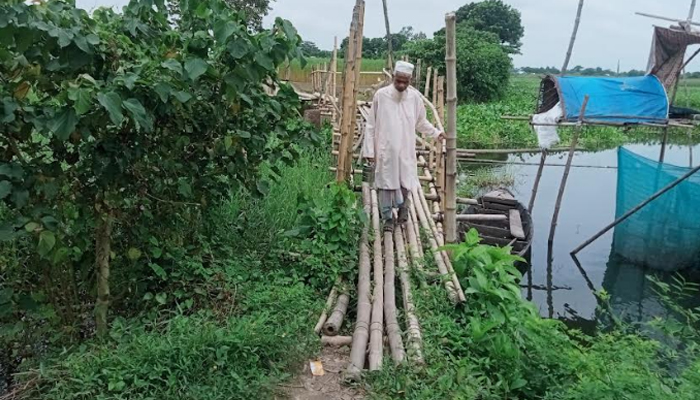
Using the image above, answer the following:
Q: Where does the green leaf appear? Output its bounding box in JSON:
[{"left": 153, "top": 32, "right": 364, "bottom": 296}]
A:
[
  {"left": 280, "top": 19, "right": 298, "bottom": 41},
  {"left": 174, "top": 91, "right": 192, "bottom": 103},
  {"left": 97, "top": 91, "right": 124, "bottom": 125},
  {"left": 127, "top": 248, "right": 142, "bottom": 261},
  {"left": 155, "top": 292, "right": 167, "bottom": 305},
  {"left": 48, "top": 108, "right": 78, "bottom": 141},
  {"left": 0, "top": 181, "right": 12, "bottom": 199},
  {"left": 227, "top": 39, "right": 248, "bottom": 59},
  {"left": 224, "top": 136, "right": 233, "bottom": 150},
  {"left": 123, "top": 98, "right": 152, "bottom": 132},
  {"left": 38, "top": 231, "right": 56, "bottom": 257},
  {"left": 86, "top": 34, "right": 100, "bottom": 45},
  {"left": 149, "top": 263, "right": 167, "bottom": 279},
  {"left": 256, "top": 180, "right": 270, "bottom": 196},
  {"left": 73, "top": 35, "right": 91, "bottom": 53},
  {"left": 177, "top": 179, "right": 192, "bottom": 198},
  {"left": 121, "top": 73, "right": 138, "bottom": 90},
  {"left": 2, "top": 99, "right": 18, "bottom": 123},
  {"left": 10, "top": 189, "right": 28, "bottom": 208},
  {"left": 68, "top": 88, "right": 92, "bottom": 115},
  {"left": 161, "top": 59, "right": 183, "bottom": 75},
  {"left": 24, "top": 222, "right": 40, "bottom": 232},
  {"left": 184, "top": 58, "right": 209, "bottom": 81},
  {"left": 154, "top": 82, "right": 171, "bottom": 103},
  {"left": 0, "top": 164, "right": 23, "bottom": 180},
  {"left": 214, "top": 20, "right": 236, "bottom": 43},
  {"left": 255, "top": 52, "right": 274, "bottom": 71}
]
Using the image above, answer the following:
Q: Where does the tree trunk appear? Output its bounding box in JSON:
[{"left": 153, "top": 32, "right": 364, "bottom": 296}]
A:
[{"left": 95, "top": 209, "right": 114, "bottom": 337}]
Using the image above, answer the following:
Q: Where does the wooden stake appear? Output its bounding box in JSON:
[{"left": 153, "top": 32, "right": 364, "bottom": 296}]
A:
[
  {"left": 416, "top": 59, "right": 422, "bottom": 89},
  {"left": 528, "top": 150, "right": 547, "bottom": 212},
  {"left": 445, "top": 13, "right": 457, "bottom": 244},
  {"left": 384, "top": 229, "right": 406, "bottom": 364},
  {"left": 382, "top": 0, "right": 394, "bottom": 69},
  {"left": 432, "top": 69, "right": 438, "bottom": 106},
  {"left": 331, "top": 37, "right": 339, "bottom": 122},
  {"left": 548, "top": 96, "right": 589, "bottom": 244},
  {"left": 395, "top": 226, "right": 424, "bottom": 365},
  {"left": 423, "top": 67, "right": 432, "bottom": 98},
  {"left": 368, "top": 189, "right": 384, "bottom": 371},
  {"left": 561, "top": 0, "right": 584, "bottom": 74},
  {"left": 346, "top": 183, "right": 373, "bottom": 381}
]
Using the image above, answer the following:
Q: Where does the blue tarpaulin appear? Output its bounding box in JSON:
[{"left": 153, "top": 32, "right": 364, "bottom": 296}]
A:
[{"left": 549, "top": 75, "right": 669, "bottom": 123}]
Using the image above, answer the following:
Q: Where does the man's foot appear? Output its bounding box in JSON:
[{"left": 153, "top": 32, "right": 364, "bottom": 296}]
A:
[
  {"left": 398, "top": 205, "right": 409, "bottom": 225},
  {"left": 383, "top": 221, "right": 394, "bottom": 233}
]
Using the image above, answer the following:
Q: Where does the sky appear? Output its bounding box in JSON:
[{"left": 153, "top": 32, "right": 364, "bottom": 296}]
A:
[{"left": 76, "top": 0, "right": 700, "bottom": 72}]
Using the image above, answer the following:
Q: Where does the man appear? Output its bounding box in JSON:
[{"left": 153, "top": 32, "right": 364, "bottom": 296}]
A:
[{"left": 362, "top": 61, "right": 444, "bottom": 232}]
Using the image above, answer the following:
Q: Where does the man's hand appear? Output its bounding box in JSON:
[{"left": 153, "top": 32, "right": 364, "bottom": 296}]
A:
[
  {"left": 436, "top": 132, "right": 445, "bottom": 142},
  {"left": 364, "top": 157, "right": 375, "bottom": 164}
]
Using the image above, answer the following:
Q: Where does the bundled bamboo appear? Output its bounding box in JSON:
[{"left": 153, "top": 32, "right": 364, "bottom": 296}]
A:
[
  {"left": 411, "top": 189, "right": 457, "bottom": 303},
  {"left": 368, "top": 189, "right": 384, "bottom": 371},
  {"left": 395, "top": 226, "right": 424, "bottom": 364},
  {"left": 323, "top": 293, "right": 349, "bottom": 336},
  {"left": 346, "top": 183, "right": 373, "bottom": 381},
  {"left": 384, "top": 229, "right": 406, "bottom": 364},
  {"left": 314, "top": 281, "right": 340, "bottom": 334}
]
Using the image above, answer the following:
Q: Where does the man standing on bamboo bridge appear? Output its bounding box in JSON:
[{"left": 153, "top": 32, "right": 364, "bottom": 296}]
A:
[{"left": 362, "top": 61, "right": 444, "bottom": 232}]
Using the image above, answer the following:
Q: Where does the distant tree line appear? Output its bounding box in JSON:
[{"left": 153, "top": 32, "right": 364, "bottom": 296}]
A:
[{"left": 517, "top": 66, "right": 647, "bottom": 77}]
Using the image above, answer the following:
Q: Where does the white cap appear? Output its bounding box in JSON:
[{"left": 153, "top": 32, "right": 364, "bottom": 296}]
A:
[{"left": 394, "top": 61, "right": 414, "bottom": 76}]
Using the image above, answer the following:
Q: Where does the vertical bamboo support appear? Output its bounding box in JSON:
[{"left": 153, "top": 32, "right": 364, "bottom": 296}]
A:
[
  {"left": 337, "top": 1, "right": 364, "bottom": 183},
  {"left": 432, "top": 70, "right": 438, "bottom": 106},
  {"left": 561, "top": 0, "right": 584, "bottom": 74},
  {"left": 423, "top": 67, "right": 432, "bottom": 98},
  {"left": 331, "top": 37, "right": 339, "bottom": 122},
  {"left": 416, "top": 59, "right": 422, "bottom": 89},
  {"left": 382, "top": 0, "right": 393, "bottom": 69},
  {"left": 368, "top": 190, "right": 384, "bottom": 370},
  {"left": 445, "top": 13, "right": 457, "bottom": 244},
  {"left": 659, "top": 127, "right": 669, "bottom": 163},
  {"left": 548, "top": 95, "right": 589, "bottom": 244},
  {"left": 528, "top": 150, "right": 547, "bottom": 212},
  {"left": 395, "top": 226, "right": 424, "bottom": 365},
  {"left": 346, "top": 183, "right": 373, "bottom": 381},
  {"left": 437, "top": 75, "right": 446, "bottom": 212}
]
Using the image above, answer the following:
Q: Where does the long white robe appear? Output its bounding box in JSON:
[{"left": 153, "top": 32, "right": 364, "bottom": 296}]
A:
[{"left": 361, "top": 85, "right": 440, "bottom": 191}]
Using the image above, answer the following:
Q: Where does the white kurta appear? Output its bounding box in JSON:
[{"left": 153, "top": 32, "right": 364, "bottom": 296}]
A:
[{"left": 361, "top": 85, "right": 440, "bottom": 191}]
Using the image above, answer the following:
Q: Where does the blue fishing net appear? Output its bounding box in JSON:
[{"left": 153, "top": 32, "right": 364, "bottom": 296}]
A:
[{"left": 612, "top": 147, "right": 700, "bottom": 271}]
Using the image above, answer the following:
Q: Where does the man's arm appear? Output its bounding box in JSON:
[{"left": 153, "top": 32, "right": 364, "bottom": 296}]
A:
[
  {"left": 415, "top": 97, "right": 444, "bottom": 141},
  {"left": 361, "top": 93, "right": 379, "bottom": 161}
]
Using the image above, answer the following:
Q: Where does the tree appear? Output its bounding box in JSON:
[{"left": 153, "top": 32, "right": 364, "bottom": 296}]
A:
[
  {"left": 0, "top": 0, "right": 311, "bottom": 336},
  {"left": 455, "top": 0, "right": 524, "bottom": 54},
  {"left": 339, "top": 26, "right": 423, "bottom": 59},
  {"left": 300, "top": 41, "right": 330, "bottom": 58},
  {"left": 406, "top": 26, "right": 512, "bottom": 102},
  {"left": 223, "top": 0, "right": 275, "bottom": 29}
]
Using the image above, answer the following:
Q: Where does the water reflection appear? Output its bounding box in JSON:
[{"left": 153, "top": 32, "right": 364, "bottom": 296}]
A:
[{"left": 461, "top": 141, "right": 700, "bottom": 330}]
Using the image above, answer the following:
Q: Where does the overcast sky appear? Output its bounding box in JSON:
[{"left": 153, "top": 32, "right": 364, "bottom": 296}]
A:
[{"left": 76, "top": 0, "right": 700, "bottom": 72}]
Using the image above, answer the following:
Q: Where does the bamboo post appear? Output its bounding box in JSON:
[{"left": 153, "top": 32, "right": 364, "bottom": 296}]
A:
[
  {"left": 384, "top": 229, "right": 405, "bottom": 364},
  {"left": 548, "top": 95, "right": 589, "bottom": 244},
  {"left": 368, "top": 190, "right": 384, "bottom": 370},
  {"left": 690, "top": 0, "right": 697, "bottom": 22},
  {"left": 323, "top": 293, "right": 349, "bottom": 336},
  {"left": 659, "top": 127, "right": 669, "bottom": 163},
  {"left": 572, "top": 162, "right": 700, "bottom": 256},
  {"left": 416, "top": 59, "right": 422, "bottom": 89},
  {"left": 561, "top": 0, "right": 584, "bottom": 74},
  {"left": 423, "top": 67, "right": 432, "bottom": 98},
  {"left": 409, "top": 200, "right": 424, "bottom": 257},
  {"left": 432, "top": 69, "right": 438, "bottom": 106},
  {"left": 437, "top": 76, "right": 445, "bottom": 123},
  {"left": 331, "top": 37, "right": 339, "bottom": 122},
  {"left": 444, "top": 13, "right": 457, "bottom": 244},
  {"left": 395, "top": 226, "right": 424, "bottom": 365},
  {"left": 382, "top": 0, "right": 394, "bottom": 69},
  {"left": 322, "top": 336, "right": 353, "bottom": 347},
  {"left": 337, "top": 1, "right": 365, "bottom": 183},
  {"left": 346, "top": 183, "right": 373, "bottom": 381}
]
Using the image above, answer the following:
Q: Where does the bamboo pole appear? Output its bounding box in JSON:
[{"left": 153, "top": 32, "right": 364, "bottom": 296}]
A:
[
  {"left": 561, "top": 0, "right": 584, "bottom": 74},
  {"left": 322, "top": 336, "right": 353, "bottom": 347},
  {"left": 395, "top": 226, "right": 424, "bottom": 365},
  {"left": 409, "top": 200, "right": 424, "bottom": 257},
  {"left": 423, "top": 67, "right": 432, "bottom": 98},
  {"left": 411, "top": 189, "right": 458, "bottom": 303},
  {"left": 323, "top": 293, "right": 349, "bottom": 336},
  {"left": 432, "top": 69, "right": 438, "bottom": 107},
  {"left": 659, "top": 127, "right": 669, "bottom": 163},
  {"left": 368, "top": 189, "right": 384, "bottom": 371},
  {"left": 405, "top": 209, "right": 424, "bottom": 265},
  {"left": 445, "top": 13, "right": 457, "bottom": 244},
  {"left": 548, "top": 96, "right": 589, "bottom": 244},
  {"left": 571, "top": 162, "right": 700, "bottom": 256},
  {"left": 384, "top": 229, "right": 405, "bottom": 364},
  {"left": 331, "top": 37, "right": 339, "bottom": 122},
  {"left": 382, "top": 0, "right": 394, "bottom": 69},
  {"left": 416, "top": 59, "right": 422, "bottom": 89},
  {"left": 690, "top": 0, "right": 698, "bottom": 23},
  {"left": 336, "top": 1, "right": 364, "bottom": 183},
  {"left": 314, "top": 281, "right": 340, "bottom": 334},
  {"left": 346, "top": 183, "right": 373, "bottom": 381}
]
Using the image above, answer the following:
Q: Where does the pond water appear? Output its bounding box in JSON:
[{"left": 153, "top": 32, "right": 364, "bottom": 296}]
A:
[{"left": 462, "top": 141, "right": 700, "bottom": 331}]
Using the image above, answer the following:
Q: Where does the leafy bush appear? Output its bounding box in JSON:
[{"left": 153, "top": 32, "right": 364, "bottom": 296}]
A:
[{"left": 407, "top": 26, "right": 512, "bottom": 103}]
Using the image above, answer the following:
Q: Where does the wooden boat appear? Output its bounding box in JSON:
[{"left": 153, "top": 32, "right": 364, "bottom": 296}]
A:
[{"left": 457, "top": 189, "right": 534, "bottom": 270}]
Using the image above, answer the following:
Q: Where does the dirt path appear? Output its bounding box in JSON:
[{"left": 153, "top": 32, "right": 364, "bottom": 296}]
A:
[{"left": 277, "top": 346, "right": 365, "bottom": 400}]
